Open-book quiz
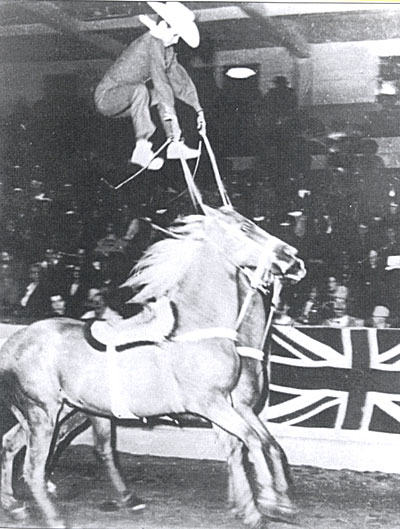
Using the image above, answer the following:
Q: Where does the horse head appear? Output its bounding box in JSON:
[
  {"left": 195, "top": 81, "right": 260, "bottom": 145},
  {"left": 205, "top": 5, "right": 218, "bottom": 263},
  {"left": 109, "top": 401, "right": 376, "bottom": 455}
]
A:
[{"left": 202, "top": 205, "right": 306, "bottom": 287}]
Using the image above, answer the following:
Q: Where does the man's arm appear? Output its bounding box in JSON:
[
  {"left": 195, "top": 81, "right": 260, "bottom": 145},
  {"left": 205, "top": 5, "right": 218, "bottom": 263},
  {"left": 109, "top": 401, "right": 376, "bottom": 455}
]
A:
[{"left": 167, "top": 56, "right": 203, "bottom": 113}]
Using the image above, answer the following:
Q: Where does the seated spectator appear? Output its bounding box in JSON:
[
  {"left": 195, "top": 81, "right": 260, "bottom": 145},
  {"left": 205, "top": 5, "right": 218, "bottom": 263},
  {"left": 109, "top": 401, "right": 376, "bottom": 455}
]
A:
[
  {"left": 335, "top": 250, "right": 352, "bottom": 287},
  {"left": 380, "top": 226, "right": 400, "bottom": 263},
  {"left": 297, "top": 285, "right": 322, "bottom": 325},
  {"left": 383, "top": 201, "right": 400, "bottom": 229},
  {"left": 41, "top": 248, "right": 66, "bottom": 295},
  {"left": 319, "top": 275, "right": 344, "bottom": 320},
  {"left": 365, "top": 305, "right": 391, "bottom": 329},
  {"left": 349, "top": 222, "right": 373, "bottom": 266},
  {"left": 49, "top": 294, "right": 67, "bottom": 317},
  {"left": 81, "top": 289, "right": 122, "bottom": 321},
  {"left": 322, "top": 288, "right": 363, "bottom": 327},
  {"left": 352, "top": 249, "right": 387, "bottom": 319},
  {"left": 0, "top": 262, "right": 20, "bottom": 317},
  {"left": 273, "top": 295, "right": 294, "bottom": 326},
  {"left": 19, "top": 263, "right": 51, "bottom": 319},
  {"left": 64, "top": 265, "right": 89, "bottom": 319},
  {"left": 94, "top": 222, "right": 129, "bottom": 258}
]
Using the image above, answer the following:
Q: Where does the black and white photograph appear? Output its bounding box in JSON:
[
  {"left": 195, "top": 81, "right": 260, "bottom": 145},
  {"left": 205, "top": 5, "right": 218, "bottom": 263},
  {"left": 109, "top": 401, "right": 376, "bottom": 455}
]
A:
[{"left": 2, "top": 1, "right": 400, "bottom": 528}]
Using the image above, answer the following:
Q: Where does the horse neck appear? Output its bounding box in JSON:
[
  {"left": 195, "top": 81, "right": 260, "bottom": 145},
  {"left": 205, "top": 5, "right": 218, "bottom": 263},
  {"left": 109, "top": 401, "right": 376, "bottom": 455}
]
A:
[
  {"left": 236, "top": 273, "right": 269, "bottom": 349},
  {"left": 170, "top": 242, "right": 238, "bottom": 332}
]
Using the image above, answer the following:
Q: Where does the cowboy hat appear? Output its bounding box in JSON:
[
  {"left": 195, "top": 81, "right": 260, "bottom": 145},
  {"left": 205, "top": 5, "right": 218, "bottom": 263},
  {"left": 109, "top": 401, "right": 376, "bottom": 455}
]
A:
[{"left": 145, "top": 1, "right": 200, "bottom": 48}]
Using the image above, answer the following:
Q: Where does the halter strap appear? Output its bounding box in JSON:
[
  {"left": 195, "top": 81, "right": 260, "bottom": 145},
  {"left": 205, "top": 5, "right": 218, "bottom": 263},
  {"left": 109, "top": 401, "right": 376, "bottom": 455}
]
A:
[{"left": 172, "top": 327, "right": 238, "bottom": 343}]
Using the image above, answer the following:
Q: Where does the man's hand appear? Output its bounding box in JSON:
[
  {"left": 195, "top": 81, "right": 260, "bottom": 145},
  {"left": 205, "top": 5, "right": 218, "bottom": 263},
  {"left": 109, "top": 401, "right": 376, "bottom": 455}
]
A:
[{"left": 197, "top": 110, "right": 206, "bottom": 135}]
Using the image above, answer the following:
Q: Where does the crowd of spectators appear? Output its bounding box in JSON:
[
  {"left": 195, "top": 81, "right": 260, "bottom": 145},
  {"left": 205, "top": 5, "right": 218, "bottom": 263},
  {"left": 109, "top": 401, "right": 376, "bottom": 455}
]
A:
[
  {"left": 1, "top": 83, "right": 400, "bottom": 328},
  {"left": 273, "top": 208, "right": 400, "bottom": 328}
]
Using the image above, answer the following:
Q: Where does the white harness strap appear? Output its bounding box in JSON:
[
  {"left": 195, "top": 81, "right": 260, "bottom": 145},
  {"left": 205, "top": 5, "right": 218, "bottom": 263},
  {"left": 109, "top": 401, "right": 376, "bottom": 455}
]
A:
[
  {"left": 173, "top": 327, "right": 238, "bottom": 343},
  {"left": 261, "top": 278, "right": 282, "bottom": 349},
  {"left": 237, "top": 346, "right": 265, "bottom": 361},
  {"left": 106, "top": 346, "right": 139, "bottom": 419}
]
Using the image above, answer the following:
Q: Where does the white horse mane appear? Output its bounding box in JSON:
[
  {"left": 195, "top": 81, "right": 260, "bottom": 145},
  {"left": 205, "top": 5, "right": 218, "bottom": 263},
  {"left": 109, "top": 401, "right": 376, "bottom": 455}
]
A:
[{"left": 123, "top": 214, "right": 210, "bottom": 303}]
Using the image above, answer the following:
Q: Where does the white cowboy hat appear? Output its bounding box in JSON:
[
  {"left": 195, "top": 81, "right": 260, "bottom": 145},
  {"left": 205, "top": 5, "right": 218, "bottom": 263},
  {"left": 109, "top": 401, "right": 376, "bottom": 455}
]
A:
[{"left": 145, "top": 1, "right": 200, "bottom": 48}]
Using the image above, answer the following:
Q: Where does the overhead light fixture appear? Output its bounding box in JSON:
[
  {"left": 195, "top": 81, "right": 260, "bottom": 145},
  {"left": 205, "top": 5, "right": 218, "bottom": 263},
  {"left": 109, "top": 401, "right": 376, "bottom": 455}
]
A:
[
  {"left": 378, "top": 81, "right": 397, "bottom": 96},
  {"left": 288, "top": 211, "right": 303, "bottom": 218},
  {"left": 225, "top": 67, "right": 257, "bottom": 79}
]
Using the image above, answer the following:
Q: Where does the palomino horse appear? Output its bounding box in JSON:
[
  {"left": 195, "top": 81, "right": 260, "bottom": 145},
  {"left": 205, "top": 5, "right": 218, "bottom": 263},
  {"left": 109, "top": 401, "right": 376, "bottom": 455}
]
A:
[
  {"left": 1, "top": 276, "right": 291, "bottom": 529},
  {"left": 0, "top": 206, "right": 305, "bottom": 528}
]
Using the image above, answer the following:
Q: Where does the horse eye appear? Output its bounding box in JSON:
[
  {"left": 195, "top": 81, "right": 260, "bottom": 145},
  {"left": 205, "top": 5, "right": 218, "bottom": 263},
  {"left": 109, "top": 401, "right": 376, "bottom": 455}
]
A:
[{"left": 241, "top": 224, "right": 250, "bottom": 232}]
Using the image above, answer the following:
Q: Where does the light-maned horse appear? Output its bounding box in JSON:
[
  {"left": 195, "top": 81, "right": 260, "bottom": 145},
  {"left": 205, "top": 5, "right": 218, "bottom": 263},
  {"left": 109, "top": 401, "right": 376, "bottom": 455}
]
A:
[
  {"left": 0, "top": 206, "right": 305, "bottom": 528},
  {"left": 2, "top": 277, "right": 291, "bottom": 529}
]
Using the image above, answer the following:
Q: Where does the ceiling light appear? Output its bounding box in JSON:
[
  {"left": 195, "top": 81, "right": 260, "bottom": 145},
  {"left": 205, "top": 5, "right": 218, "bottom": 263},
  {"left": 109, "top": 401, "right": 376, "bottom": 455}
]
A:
[
  {"left": 288, "top": 211, "right": 303, "bottom": 217},
  {"left": 225, "top": 67, "right": 257, "bottom": 79},
  {"left": 378, "top": 81, "right": 397, "bottom": 96}
]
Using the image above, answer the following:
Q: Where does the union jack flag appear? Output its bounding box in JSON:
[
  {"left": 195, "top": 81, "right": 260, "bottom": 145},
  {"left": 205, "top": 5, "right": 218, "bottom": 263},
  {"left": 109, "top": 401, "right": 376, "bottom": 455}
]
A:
[{"left": 268, "top": 326, "right": 400, "bottom": 434}]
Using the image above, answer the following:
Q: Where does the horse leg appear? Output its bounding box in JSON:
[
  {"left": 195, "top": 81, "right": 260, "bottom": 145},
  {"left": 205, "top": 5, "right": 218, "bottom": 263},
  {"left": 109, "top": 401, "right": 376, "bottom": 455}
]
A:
[
  {"left": 90, "top": 416, "right": 146, "bottom": 511},
  {"left": 235, "top": 403, "right": 295, "bottom": 521},
  {"left": 1, "top": 423, "right": 27, "bottom": 515},
  {"left": 23, "top": 406, "right": 65, "bottom": 528},
  {"left": 214, "top": 426, "right": 264, "bottom": 529},
  {"left": 196, "top": 395, "right": 281, "bottom": 528}
]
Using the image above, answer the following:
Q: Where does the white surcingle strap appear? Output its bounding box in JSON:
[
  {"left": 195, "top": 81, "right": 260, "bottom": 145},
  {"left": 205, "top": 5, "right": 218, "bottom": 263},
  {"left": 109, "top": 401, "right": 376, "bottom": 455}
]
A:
[{"left": 173, "top": 327, "right": 238, "bottom": 343}]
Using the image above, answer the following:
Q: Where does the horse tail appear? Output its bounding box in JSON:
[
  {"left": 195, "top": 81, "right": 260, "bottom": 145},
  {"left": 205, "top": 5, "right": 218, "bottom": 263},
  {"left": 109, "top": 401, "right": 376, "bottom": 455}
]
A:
[{"left": 0, "top": 370, "right": 29, "bottom": 415}]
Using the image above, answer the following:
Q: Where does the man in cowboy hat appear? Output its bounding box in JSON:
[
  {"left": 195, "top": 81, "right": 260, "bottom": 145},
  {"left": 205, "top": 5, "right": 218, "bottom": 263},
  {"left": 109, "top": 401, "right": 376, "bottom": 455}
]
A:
[{"left": 94, "top": 1, "right": 206, "bottom": 170}]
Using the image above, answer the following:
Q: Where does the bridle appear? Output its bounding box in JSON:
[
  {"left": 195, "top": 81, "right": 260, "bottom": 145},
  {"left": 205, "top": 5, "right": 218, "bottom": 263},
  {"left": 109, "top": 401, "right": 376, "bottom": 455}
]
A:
[{"left": 164, "top": 217, "right": 291, "bottom": 360}]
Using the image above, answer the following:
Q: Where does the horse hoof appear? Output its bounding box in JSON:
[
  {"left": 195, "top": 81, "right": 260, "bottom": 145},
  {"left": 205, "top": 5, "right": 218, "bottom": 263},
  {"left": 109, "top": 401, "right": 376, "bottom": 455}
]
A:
[
  {"left": 9, "top": 503, "right": 28, "bottom": 521},
  {"left": 244, "top": 514, "right": 265, "bottom": 529},
  {"left": 99, "top": 500, "right": 120, "bottom": 512},
  {"left": 258, "top": 500, "right": 297, "bottom": 523},
  {"left": 121, "top": 492, "right": 147, "bottom": 512},
  {"left": 100, "top": 494, "right": 146, "bottom": 513},
  {"left": 1, "top": 496, "right": 27, "bottom": 517}
]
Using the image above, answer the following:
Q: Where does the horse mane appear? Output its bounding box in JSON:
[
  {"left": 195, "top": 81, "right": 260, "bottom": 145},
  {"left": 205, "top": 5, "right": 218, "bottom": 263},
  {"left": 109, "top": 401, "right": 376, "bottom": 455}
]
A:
[{"left": 123, "top": 214, "right": 208, "bottom": 303}]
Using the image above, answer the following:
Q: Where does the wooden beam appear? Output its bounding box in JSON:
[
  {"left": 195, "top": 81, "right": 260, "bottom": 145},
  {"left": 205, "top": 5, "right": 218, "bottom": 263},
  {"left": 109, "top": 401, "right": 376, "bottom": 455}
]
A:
[{"left": 21, "top": 1, "right": 125, "bottom": 57}]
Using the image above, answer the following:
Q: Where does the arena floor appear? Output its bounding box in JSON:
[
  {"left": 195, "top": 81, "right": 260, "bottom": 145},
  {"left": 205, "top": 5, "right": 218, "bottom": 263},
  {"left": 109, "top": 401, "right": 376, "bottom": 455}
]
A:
[{"left": 1, "top": 445, "right": 400, "bottom": 529}]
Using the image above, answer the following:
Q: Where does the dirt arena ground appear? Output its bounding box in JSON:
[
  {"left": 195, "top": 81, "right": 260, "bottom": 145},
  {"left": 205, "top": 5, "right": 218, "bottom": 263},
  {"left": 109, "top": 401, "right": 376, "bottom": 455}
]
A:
[{"left": 1, "top": 444, "right": 400, "bottom": 529}]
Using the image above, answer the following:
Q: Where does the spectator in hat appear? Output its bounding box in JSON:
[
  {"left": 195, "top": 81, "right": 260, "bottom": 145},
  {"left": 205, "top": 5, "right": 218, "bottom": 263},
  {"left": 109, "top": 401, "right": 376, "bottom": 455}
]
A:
[
  {"left": 94, "top": 1, "right": 205, "bottom": 169},
  {"left": 365, "top": 305, "right": 391, "bottom": 329}
]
